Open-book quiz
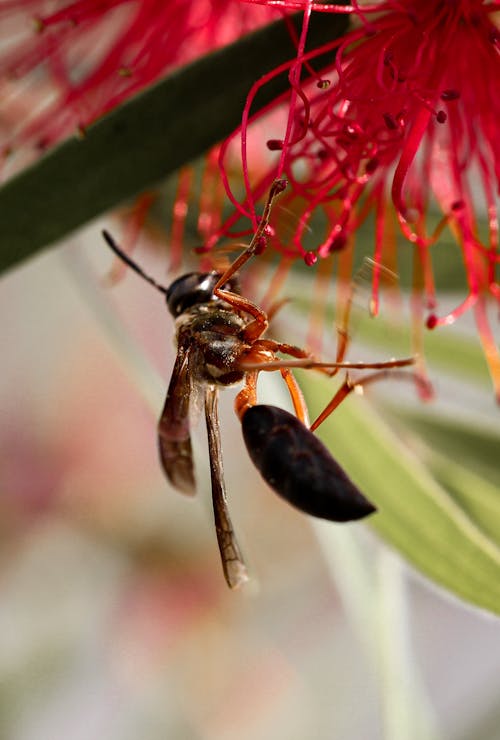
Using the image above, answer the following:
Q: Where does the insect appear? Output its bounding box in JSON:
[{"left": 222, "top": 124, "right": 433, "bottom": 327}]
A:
[{"left": 103, "top": 179, "right": 414, "bottom": 588}]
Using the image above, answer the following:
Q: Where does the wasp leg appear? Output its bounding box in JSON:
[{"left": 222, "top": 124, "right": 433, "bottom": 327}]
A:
[
  {"left": 249, "top": 338, "right": 415, "bottom": 373},
  {"left": 247, "top": 338, "right": 349, "bottom": 377},
  {"left": 241, "top": 354, "right": 416, "bottom": 374},
  {"left": 213, "top": 178, "right": 287, "bottom": 292},
  {"left": 234, "top": 370, "right": 258, "bottom": 420},
  {"left": 278, "top": 368, "right": 310, "bottom": 427},
  {"left": 310, "top": 368, "right": 431, "bottom": 431},
  {"left": 215, "top": 289, "right": 269, "bottom": 343},
  {"left": 235, "top": 348, "right": 309, "bottom": 425}
]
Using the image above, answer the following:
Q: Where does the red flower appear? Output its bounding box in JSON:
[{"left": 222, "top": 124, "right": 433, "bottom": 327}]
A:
[
  {"left": 0, "top": 0, "right": 277, "bottom": 167},
  {"left": 2, "top": 1, "right": 499, "bottom": 395},
  {"left": 215, "top": 0, "right": 500, "bottom": 396}
]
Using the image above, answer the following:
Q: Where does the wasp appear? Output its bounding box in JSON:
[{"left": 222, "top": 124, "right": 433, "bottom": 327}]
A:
[{"left": 103, "top": 179, "right": 414, "bottom": 588}]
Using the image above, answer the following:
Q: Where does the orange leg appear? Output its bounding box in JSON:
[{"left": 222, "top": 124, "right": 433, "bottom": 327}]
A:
[
  {"left": 235, "top": 360, "right": 310, "bottom": 428},
  {"left": 244, "top": 355, "right": 416, "bottom": 372},
  {"left": 251, "top": 338, "right": 334, "bottom": 373},
  {"left": 241, "top": 338, "right": 415, "bottom": 374},
  {"left": 216, "top": 288, "right": 269, "bottom": 342},
  {"left": 310, "top": 368, "right": 432, "bottom": 431},
  {"left": 235, "top": 346, "right": 417, "bottom": 434},
  {"left": 212, "top": 180, "right": 287, "bottom": 341},
  {"left": 309, "top": 376, "right": 354, "bottom": 432},
  {"left": 213, "top": 296, "right": 290, "bottom": 344},
  {"left": 235, "top": 371, "right": 258, "bottom": 420},
  {"left": 213, "top": 178, "right": 287, "bottom": 292},
  {"left": 257, "top": 339, "right": 314, "bottom": 359},
  {"left": 279, "top": 368, "right": 310, "bottom": 426}
]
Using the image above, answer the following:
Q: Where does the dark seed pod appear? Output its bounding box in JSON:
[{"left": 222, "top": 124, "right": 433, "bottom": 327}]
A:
[{"left": 241, "top": 405, "right": 376, "bottom": 522}]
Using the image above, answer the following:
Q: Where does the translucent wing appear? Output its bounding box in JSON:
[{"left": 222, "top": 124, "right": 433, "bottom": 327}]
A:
[
  {"left": 205, "top": 386, "right": 248, "bottom": 588},
  {"left": 158, "top": 339, "right": 196, "bottom": 495}
]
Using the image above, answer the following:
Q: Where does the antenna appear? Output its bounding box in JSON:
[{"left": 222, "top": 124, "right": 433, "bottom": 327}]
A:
[{"left": 102, "top": 230, "right": 169, "bottom": 295}]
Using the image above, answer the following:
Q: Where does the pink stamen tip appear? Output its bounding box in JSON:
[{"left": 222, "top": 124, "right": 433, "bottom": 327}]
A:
[
  {"left": 328, "top": 233, "right": 347, "bottom": 253},
  {"left": 304, "top": 251, "right": 317, "bottom": 267},
  {"left": 254, "top": 235, "right": 267, "bottom": 255},
  {"left": 267, "top": 139, "right": 284, "bottom": 151},
  {"left": 365, "top": 157, "right": 379, "bottom": 174},
  {"left": 451, "top": 200, "right": 465, "bottom": 211},
  {"left": 436, "top": 110, "right": 447, "bottom": 124},
  {"left": 420, "top": 381, "right": 435, "bottom": 402},
  {"left": 317, "top": 79, "right": 330, "bottom": 89},
  {"left": 426, "top": 314, "right": 438, "bottom": 330},
  {"left": 383, "top": 113, "right": 398, "bottom": 131}
]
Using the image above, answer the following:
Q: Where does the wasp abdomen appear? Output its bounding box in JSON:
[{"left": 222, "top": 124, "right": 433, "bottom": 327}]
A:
[{"left": 241, "top": 405, "right": 376, "bottom": 522}]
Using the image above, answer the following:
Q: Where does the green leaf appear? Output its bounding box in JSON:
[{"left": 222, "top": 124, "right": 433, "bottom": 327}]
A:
[
  {"left": 431, "top": 457, "right": 500, "bottom": 550},
  {"left": 391, "top": 411, "right": 500, "bottom": 490},
  {"left": 300, "top": 371, "right": 500, "bottom": 615},
  {"left": 0, "top": 12, "right": 349, "bottom": 274},
  {"left": 387, "top": 411, "right": 500, "bottom": 548}
]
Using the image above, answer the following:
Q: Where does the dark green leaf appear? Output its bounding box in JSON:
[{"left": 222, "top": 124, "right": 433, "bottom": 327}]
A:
[{"left": 0, "top": 12, "right": 348, "bottom": 274}]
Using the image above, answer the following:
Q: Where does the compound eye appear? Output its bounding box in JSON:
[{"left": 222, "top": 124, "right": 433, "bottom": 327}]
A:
[{"left": 166, "top": 272, "right": 218, "bottom": 317}]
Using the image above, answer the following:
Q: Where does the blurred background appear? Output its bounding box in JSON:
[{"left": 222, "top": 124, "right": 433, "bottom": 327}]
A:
[
  {"left": 1, "top": 2, "right": 500, "bottom": 738},
  {"left": 1, "top": 219, "right": 500, "bottom": 740}
]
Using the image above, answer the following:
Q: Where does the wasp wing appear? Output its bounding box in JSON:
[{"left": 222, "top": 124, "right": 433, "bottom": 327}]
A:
[
  {"left": 205, "top": 386, "right": 248, "bottom": 588},
  {"left": 158, "top": 339, "right": 196, "bottom": 495}
]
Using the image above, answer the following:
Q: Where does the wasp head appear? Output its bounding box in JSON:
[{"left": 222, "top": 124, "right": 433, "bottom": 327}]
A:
[{"left": 166, "top": 272, "right": 240, "bottom": 317}]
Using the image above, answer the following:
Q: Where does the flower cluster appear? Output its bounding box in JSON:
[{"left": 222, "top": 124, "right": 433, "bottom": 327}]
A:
[
  {"left": 213, "top": 0, "right": 500, "bottom": 395},
  {"left": 0, "top": 0, "right": 277, "bottom": 171},
  {"left": 1, "top": 0, "right": 499, "bottom": 395}
]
